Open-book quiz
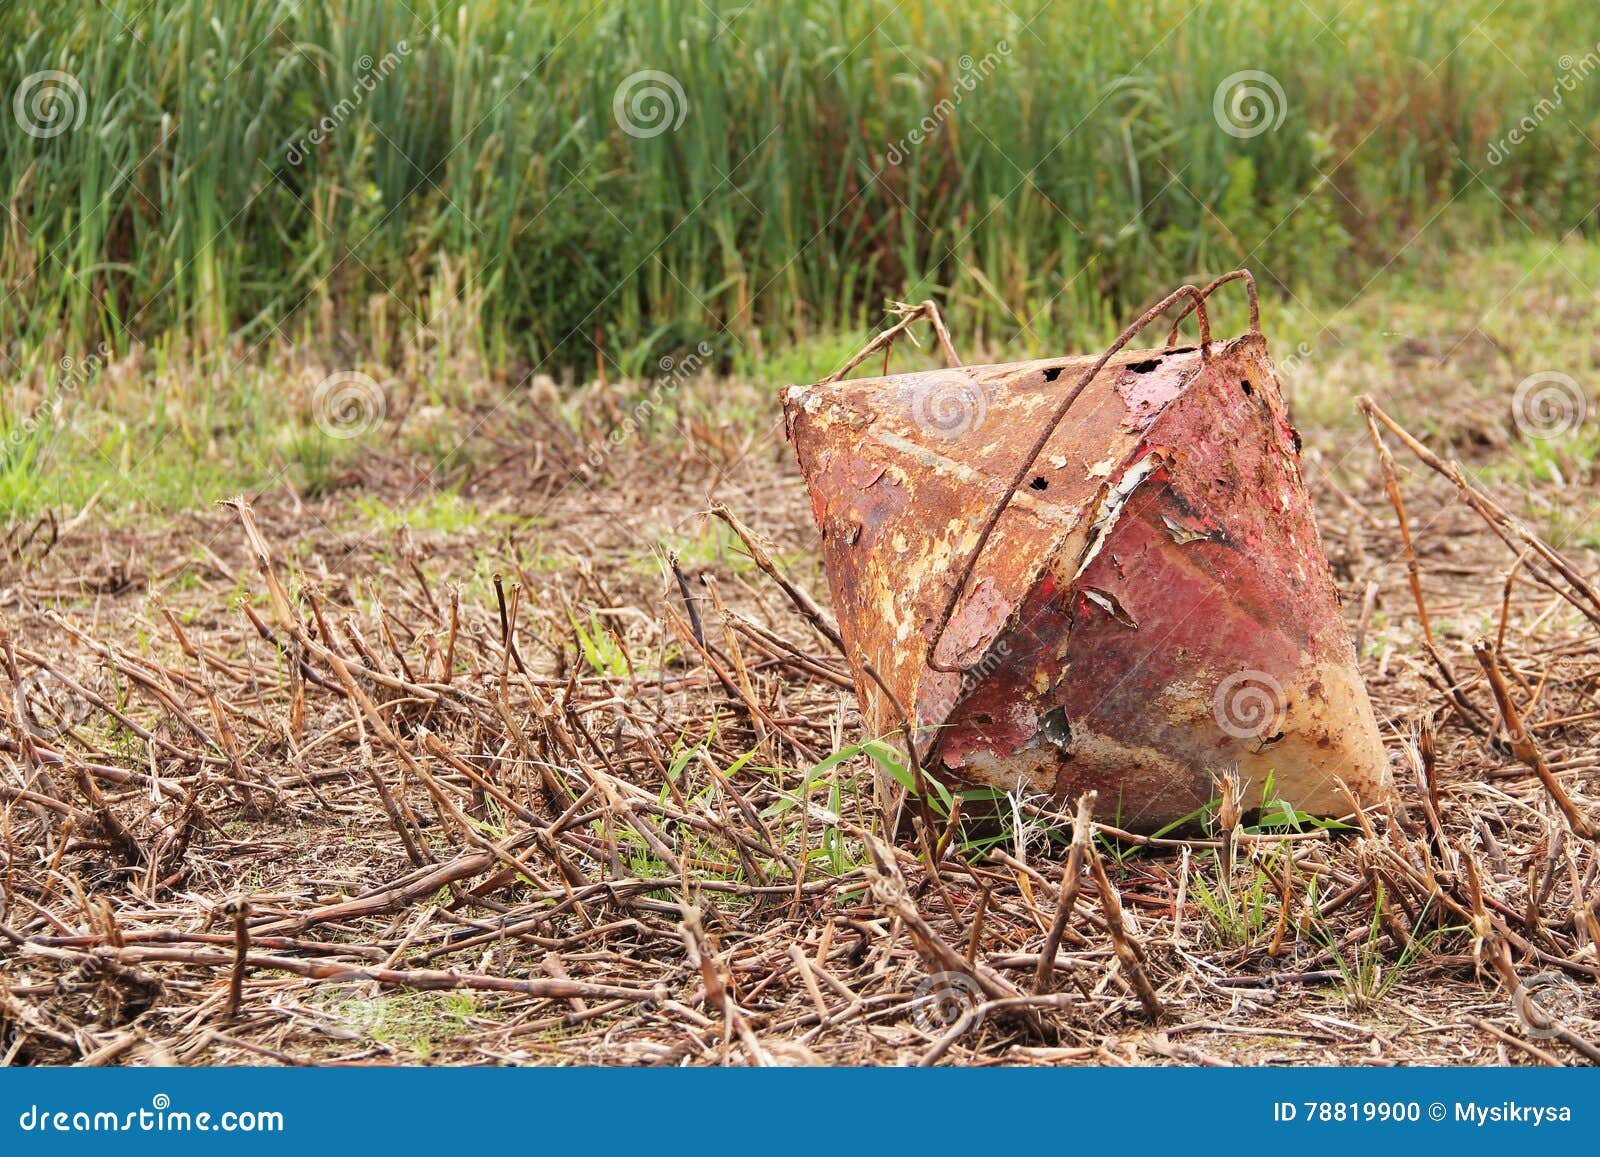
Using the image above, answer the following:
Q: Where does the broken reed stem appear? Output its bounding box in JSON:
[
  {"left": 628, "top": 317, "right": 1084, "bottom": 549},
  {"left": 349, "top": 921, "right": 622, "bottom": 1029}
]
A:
[
  {"left": 1497, "top": 551, "right": 1529, "bottom": 655},
  {"left": 1034, "top": 790, "right": 1095, "bottom": 992},
  {"left": 681, "top": 904, "right": 772, "bottom": 1066},
  {"left": 1358, "top": 397, "right": 1600, "bottom": 634},
  {"left": 864, "top": 835, "right": 1019, "bottom": 1005},
  {"left": 820, "top": 299, "right": 962, "bottom": 385},
  {"left": 1359, "top": 403, "right": 1499, "bottom": 734},
  {"left": 1216, "top": 769, "right": 1242, "bottom": 886},
  {"left": 22, "top": 941, "right": 662, "bottom": 1003},
  {"left": 1469, "top": 1017, "right": 1565, "bottom": 1067},
  {"left": 222, "top": 896, "right": 251, "bottom": 1023},
  {"left": 1087, "top": 841, "right": 1166, "bottom": 1020},
  {"left": 0, "top": 614, "right": 58, "bottom": 809},
  {"left": 708, "top": 502, "right": 844, "bottom": 653},
  {"left": 1472, "top": 639, "right": 1597, "bottom": 840},
  {"left": 220, "top": 497, "right": 305, "bottom": 733},
  {"left": 1361, "top": 404, "right": 1439, "bottom": 649}
]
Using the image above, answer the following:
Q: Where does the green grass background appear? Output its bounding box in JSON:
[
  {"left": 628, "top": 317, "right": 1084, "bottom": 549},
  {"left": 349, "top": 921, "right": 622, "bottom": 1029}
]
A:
[
  {"left": 5, "top": 0, "right": 1598, "bottom": 375},
  {"left": 4, "top": 1, "right": 1600, "bottom": 520}
]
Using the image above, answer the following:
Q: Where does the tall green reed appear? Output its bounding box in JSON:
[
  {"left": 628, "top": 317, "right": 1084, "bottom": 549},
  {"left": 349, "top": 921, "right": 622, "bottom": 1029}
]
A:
[{"left": 3, "top": 0, "right": 1596, "bottom": 376}]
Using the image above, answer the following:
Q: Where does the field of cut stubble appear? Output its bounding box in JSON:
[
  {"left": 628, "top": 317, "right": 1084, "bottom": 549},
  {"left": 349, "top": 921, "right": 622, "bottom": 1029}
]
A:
[{"left": 3, "top": 240, "right": 1600, "bottom": 1066}]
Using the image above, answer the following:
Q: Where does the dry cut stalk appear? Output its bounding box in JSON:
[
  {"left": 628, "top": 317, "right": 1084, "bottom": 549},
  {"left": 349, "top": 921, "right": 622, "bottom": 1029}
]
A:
[
  {"left": 1472, "top": 639, "right": 1596, "bottom": 840},
  {"left": 681, "top": 904, "right": 772, "bottom": 1065},
  {"left": 820, "top": 299, "right": 962, "bottom": 385},
  {"left": 1359, "top": 397, "right": 1600, "bottom": 633},
  {"left": 220, "top": 497, "right": 306, "bottom": 732},
  {"left": 222, "top": 896, "right": 251, "bottom": 1023},
  {"left": 1087, "top": 841, "right": 1166, "bottom": 1020},
  {"left": 864, "top": 836, "right": 1019, "bottom": 1005},
  {"left": 21, "top": 942, "right": 661, "bottom": 1004},
  {"left": 1034, "top": 790, "right": 1095, "bottom": 992},
  {"left": 709, "top": 502, "right": 844, "bottom": 652}
]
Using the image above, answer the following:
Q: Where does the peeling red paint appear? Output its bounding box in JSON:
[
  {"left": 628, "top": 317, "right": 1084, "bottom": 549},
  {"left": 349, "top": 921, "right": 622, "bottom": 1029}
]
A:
[
  {"left": 1116, "top": 360, "right": 1192, "bottom": 430},
  {"left": 784, "top": 333, "right": 1391, "bottom": 831}
]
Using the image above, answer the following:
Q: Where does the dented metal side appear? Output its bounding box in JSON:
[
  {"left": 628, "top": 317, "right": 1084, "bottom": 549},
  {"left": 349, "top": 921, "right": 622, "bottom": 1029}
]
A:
[{"left": 784, "top": 336, "right": 1390, "bottom": 831}]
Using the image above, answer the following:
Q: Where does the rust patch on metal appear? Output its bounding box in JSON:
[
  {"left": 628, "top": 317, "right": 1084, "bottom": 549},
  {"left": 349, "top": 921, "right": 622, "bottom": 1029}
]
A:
[{"left": 785, "top": 315, "right": 1391, "bottom": 832}]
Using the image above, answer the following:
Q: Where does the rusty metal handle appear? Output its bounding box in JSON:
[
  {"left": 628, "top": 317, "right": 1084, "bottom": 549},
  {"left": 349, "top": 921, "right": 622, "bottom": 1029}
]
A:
[
  {"left": 926, "top": 281, "right": 1232, "bottom": 674},
  {"left": 1164, "top": 270, "right": 1259, "bottom": 349}
]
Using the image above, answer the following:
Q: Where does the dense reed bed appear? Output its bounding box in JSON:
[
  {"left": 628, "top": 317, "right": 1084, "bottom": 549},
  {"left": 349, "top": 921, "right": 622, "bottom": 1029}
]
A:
[{"left": 3, "top": 0, "right": 1598, "bottom": 374}]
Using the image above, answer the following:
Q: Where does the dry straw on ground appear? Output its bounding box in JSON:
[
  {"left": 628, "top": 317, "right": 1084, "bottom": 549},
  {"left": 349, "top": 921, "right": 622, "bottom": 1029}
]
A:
[{"left": 1, "top": 370, "right": 1597, "bottom": 1067}]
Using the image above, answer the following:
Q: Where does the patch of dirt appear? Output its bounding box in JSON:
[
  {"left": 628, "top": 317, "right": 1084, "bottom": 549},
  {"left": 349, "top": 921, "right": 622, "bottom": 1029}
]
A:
[{"left": 1, "top": 374, "right": 1597, "bottom": 1067}]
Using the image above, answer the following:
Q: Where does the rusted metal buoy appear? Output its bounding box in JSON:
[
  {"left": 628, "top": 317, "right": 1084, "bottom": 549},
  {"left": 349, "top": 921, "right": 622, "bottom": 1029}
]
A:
[{"left": 784, "top": 273, "right": 1390, "bottom": 831}]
